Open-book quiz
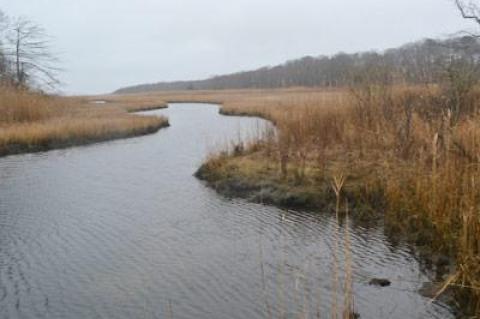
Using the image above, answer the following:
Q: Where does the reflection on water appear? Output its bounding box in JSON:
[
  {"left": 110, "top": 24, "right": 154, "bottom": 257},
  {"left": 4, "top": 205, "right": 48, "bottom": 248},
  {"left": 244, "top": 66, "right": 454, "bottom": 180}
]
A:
[{"left": 0, "top": 104, "right": 452, "bottom": 319}]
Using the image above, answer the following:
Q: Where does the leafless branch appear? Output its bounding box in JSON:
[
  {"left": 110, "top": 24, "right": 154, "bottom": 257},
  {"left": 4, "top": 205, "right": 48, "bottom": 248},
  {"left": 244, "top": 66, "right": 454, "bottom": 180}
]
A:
[
  {"left": 456, "top": 0, "right": 480, "bottom": 24},
  {"left": 4, "top": 17, "right": 61, "bottom": 89}
]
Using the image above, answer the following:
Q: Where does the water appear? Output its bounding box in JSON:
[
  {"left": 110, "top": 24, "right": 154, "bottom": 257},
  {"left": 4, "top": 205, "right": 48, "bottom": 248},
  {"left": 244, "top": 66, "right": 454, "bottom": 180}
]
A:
[{"left": 0, "top": 103, "right": 453, "bottom": 319}]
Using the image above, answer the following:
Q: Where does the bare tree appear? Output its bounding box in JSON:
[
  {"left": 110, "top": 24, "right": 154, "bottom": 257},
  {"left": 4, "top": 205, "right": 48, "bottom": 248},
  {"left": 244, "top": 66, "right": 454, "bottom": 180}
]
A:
[
  {"left": 0, "top": 10, "right": 11, "bottom": 81},
  {"left": 5, "top": 17, "right": 60, "bottom": 88}
]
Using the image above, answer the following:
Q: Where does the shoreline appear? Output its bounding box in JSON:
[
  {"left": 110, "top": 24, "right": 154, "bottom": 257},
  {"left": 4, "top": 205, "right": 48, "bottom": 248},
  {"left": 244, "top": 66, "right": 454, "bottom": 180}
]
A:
[
  {"left": 194, "top": 151, "right": 460, "bottom": 313},
  {"left": 125, "top": 105, "right": 168, "bottom": 113},
  {"left": 194, "top": 153, "right": 448, "bottom": 251},
  {"left": 0, "top": 119, "right": 169, "bottom": 158},
  {"left": 0, "top": 101, "right": 170, "bottom": 158},
  {"left": 195, "top": 161, "right": 337, "bottom": 211}
]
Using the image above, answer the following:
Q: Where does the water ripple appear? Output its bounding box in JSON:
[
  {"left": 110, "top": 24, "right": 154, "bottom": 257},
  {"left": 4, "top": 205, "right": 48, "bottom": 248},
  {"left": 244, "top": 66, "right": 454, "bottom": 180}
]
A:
[{"left": 0, "top": 103, "right": 453, "bottom": 319}]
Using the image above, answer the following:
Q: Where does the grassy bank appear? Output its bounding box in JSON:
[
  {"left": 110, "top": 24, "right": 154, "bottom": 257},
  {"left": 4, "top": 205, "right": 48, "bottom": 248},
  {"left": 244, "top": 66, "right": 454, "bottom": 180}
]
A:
[
  {"left": 153, "top": 86, "right": 480, "bottom": 316},
  {"left": 0, "top": 87, "right": 169, "bottom": 157}
]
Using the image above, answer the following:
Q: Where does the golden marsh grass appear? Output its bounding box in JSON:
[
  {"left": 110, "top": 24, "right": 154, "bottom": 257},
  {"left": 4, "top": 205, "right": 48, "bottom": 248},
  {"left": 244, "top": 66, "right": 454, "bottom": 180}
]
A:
[{"left": 0, "top": 86, "right": 169, "bottom": 156}]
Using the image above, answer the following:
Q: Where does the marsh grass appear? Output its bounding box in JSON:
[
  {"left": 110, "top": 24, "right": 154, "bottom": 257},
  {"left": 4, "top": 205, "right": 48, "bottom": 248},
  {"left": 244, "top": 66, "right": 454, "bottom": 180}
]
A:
[
  {"left": 184, "top": 85, "right": 480, "bottom": 315},
  {"left": 0, "top": 86, "right": 169, "bottom": 156}
]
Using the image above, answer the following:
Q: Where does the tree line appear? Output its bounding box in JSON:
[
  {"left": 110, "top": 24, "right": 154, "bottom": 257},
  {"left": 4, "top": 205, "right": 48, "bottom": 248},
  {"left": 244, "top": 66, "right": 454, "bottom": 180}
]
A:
[
  {"left": 0, "top": 10, "right": 59, "bottom": 90},
  {"left": 115, "top": 35, "right": 480, "bottom": 94}
]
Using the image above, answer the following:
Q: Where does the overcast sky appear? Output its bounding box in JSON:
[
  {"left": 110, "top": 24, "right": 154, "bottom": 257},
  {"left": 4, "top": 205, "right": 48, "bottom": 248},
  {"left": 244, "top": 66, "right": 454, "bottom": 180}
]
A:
[{"left": 0, "top": 0, "right": 475, "bottom": 94}]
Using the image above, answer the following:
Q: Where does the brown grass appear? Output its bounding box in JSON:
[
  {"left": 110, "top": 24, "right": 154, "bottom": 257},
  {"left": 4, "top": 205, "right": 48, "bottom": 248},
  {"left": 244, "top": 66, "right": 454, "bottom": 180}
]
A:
[
  {"left": 146, "top": 86, "right": 480, "bottom": 315},
  {"left": 0, "top": 86, "right": 169, "bottom": 156}
]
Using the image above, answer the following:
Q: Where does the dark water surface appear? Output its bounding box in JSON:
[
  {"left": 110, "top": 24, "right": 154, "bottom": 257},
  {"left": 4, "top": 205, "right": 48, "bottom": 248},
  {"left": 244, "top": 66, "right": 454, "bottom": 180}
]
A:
[{"left": 0, "top": 104, "right": 452, "bottom": 319}]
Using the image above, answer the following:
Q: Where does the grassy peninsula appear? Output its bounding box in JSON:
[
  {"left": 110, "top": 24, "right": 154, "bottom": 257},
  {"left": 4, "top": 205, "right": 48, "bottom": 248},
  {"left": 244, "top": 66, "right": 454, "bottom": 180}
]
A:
[{"left": 0, "top": 87, "right": 169, "bottom": 157}]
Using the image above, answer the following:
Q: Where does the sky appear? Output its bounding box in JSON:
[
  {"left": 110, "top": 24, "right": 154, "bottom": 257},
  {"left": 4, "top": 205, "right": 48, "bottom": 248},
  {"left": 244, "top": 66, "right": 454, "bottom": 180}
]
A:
[{"left": 0, "top": 0, "right": 475, "bottom": 95}]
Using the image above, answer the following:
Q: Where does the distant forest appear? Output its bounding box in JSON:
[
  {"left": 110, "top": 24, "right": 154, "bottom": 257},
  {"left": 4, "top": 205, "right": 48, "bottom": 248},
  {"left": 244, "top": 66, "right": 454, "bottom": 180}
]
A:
[{"left": 115, "top": 36, "right": 480, "bottom": 94}]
